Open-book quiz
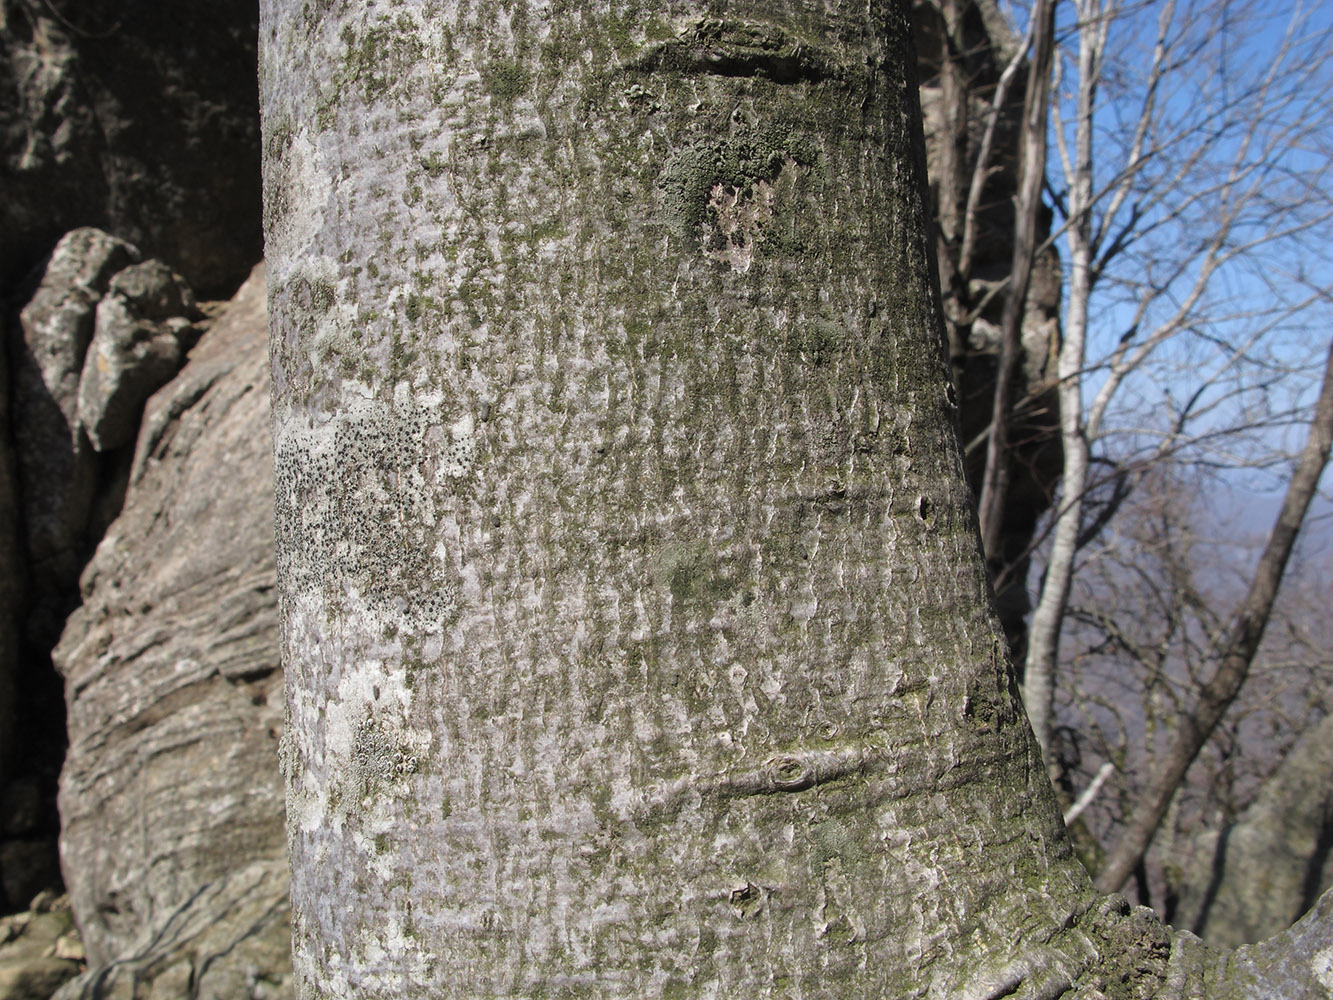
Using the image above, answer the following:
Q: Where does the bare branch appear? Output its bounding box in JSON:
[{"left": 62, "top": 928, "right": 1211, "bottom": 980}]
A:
[
  {"left": 975, "top": 0, "right": 1057, "bottom": 559},
  {"left": 1064, "top": 760, "right": 1115, "bottom": 825},
  {"left": 1095, "top": 338, "right": 1333, "bottom": 893}
]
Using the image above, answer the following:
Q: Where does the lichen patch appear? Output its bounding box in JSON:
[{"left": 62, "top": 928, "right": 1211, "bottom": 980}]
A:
[
  {"left": 701, "top": 155, "right": 801, "bottom": 271},
  {"left": 353, "top": 715, "right": 422, "bottom": 785},
  {"left": 273, "top": 394, "right": 475, "bottom": 638},
  {"left": 441, "top": 413, "right": 477, "bottom": 480},
  {"left": 1314, "top": 943, "right": 1333, "bottom": 989},
  {"left": 703, "top": 179, "right": 777, "bottom": 272}
]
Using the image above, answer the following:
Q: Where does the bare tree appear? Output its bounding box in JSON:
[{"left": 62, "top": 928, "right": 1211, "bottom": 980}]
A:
[
  {"left": 974, "top": 0, "right": 1056, "bottom": 561},
  {"left": 921, "top": 0, "right": 1333, "bottom": 935},
  {"left": 915, "top": 0, "right": 1064, "bottom": 659},
  {"left": 1021, "top": 0, "right": 1333, "bottom": 760},
  {"left": 1056, "top": 452, "right": 1333, "bottom": 917},
  {"left": 1094, "top": 339, "right": 1333, "bottom": 892}
]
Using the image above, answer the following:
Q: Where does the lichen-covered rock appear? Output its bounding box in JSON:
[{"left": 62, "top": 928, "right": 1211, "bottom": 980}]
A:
[
  {"left": 10, "top": 230, "right": 140, "bottom": 617},
  {"left": 76, "top": 259, "right": 199, "bottom": 452},
  {"left": 52, "top": 265, "right": 289, "bottom": 996},
  {"left": 0, "top": 895, "right": 82, "bottom": 1000},
  {"left": 15, "top": 230, "right": 141, "bottom": 430}
]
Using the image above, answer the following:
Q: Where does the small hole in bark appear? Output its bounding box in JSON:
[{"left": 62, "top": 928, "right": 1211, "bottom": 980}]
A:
[{"left": 728, "top": 882, "right": 767, "bottom": 917}]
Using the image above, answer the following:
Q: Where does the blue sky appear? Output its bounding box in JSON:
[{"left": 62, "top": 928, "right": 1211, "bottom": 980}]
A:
[{"left": 1003, "top": 0, "right": 1333, "bottom": 504}]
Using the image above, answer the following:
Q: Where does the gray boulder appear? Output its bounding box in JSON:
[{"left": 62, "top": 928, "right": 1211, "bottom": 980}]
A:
[
  {"left": 76, "top": 259, "right": 199, "bottom": 453},
  {"left": 15, "top": 230, "right": 141, "bottom": 431},
  {"left": 9, "top": 233, "right": 198, "bottom": 662},
  {"left": 52, "top": 265, "right": 290, "bottom": 999},
  {"left": 11, "top": 231, "right": 140, "bottom": 598}
]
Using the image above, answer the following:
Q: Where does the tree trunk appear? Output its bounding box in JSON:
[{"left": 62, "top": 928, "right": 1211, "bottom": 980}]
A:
[
  {"left": 260, "top": 1, "right": 1332, "bottom": 995},
  {"left": 974, "top": 0, "right": 1054, "bottom": 561},
  {"left": 1021, "top": 0, "right": 1101, "bottom": 763}
]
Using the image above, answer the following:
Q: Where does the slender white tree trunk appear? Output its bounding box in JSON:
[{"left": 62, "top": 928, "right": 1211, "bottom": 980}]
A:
[
  {"left": 1022, "top": 257, "right": 1090, "bottom": 761},
  {"left": 1022, "top": 0, "right": 1101, "bottom": 761},
  {"left": 261, "top": 1, "right": 1333, "bottom": 996}
]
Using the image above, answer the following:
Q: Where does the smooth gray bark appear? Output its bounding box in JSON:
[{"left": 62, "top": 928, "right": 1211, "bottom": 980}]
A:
[
  {"left": 1020, "top": 0, "right": 1104, "bottom": 764},
  {"left": 261, "top": 1, "right": 1333, "bottom": 996}
]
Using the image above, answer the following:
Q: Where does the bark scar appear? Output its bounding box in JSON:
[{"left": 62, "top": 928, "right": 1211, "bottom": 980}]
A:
[
  {"left": 639, "top": 745, "right": 885, "bottom": 822},
  {"left": 724, "top": 747, "right": 879, "bottom": 796},
  {"left": 626, "top": 19, "right": 845, "bottom": 85}
]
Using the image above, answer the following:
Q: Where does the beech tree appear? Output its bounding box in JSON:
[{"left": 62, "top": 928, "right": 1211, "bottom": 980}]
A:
[{"left": 260, "top": 0, "right": 1333, "bottom": 996}]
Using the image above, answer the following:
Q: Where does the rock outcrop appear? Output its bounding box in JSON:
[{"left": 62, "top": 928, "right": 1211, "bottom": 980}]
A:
[
  {"left": 1, "top": 229, "right": 203, "bottom": 919},
  {"left": 12, "top": 230, "right": 148, "bottom": 644},
  {"left": 1173, "top": 712, "right": 1333, "bottom": 948},
  {"left": 50, "top": 265, "right": 290, "bottom": 999},
  {"left": 0, "top": 0, "right": 261, "bottom": 298}
]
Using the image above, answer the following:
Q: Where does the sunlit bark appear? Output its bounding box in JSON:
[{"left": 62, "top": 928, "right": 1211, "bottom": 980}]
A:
[{"left": 261, "top": 1, "right": 1333, "bottom": 996}]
